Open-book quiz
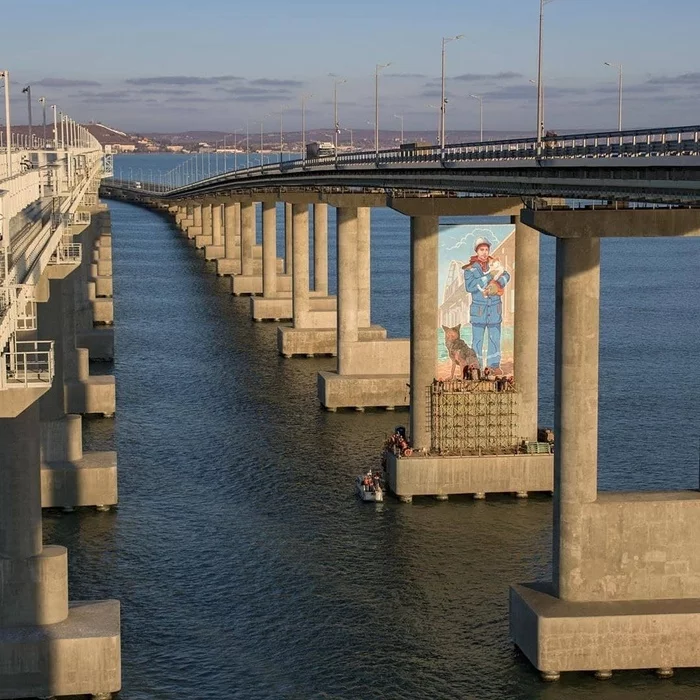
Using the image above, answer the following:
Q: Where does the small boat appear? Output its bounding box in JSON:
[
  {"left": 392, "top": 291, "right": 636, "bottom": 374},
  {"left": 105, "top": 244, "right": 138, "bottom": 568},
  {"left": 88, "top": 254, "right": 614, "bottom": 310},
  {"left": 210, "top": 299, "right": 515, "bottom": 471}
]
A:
[{"left": 355, "top": 471, "right": 384, "bottom": 502}]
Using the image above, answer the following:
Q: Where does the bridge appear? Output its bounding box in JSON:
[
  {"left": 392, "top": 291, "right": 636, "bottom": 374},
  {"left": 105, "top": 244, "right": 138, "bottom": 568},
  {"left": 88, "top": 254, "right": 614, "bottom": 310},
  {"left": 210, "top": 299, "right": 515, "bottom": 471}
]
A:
[
  {"left": 0, "top": 111, "right": 119, "bottom": 698},
  {"left": 118, "top": 123, "right": 700, "bottom": 204},
  {"left": 2, "top": 96, "right": 700, "bottom": 696}
]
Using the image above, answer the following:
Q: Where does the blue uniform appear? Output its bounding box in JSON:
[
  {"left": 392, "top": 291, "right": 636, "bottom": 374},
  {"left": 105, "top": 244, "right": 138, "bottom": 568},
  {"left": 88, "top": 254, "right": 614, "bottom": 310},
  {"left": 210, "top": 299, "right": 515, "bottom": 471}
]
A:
[{"left": 463, "top": 258, "right": 511, "bottom": 369}]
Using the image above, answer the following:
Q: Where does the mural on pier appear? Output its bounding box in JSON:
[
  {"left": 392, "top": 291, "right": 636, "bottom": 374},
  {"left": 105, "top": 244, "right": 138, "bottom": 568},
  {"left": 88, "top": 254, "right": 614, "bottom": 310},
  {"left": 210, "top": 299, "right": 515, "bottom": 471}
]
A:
[{"left": 437, "top": 223, "right": 516, "bottom": 380}]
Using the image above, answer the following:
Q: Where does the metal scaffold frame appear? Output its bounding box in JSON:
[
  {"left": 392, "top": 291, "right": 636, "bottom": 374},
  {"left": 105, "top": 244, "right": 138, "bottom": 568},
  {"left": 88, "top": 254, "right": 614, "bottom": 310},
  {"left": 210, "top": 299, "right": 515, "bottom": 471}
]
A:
[{"left": 430, "top": 380, "right": 520, "bottom": 455}]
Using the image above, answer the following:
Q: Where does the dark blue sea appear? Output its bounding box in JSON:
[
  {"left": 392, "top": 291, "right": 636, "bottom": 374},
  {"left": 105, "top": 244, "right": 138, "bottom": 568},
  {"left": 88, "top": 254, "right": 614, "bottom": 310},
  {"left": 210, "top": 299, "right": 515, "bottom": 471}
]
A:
[{"left": 44, "top": 154, "right": 700, "bottom": 699}]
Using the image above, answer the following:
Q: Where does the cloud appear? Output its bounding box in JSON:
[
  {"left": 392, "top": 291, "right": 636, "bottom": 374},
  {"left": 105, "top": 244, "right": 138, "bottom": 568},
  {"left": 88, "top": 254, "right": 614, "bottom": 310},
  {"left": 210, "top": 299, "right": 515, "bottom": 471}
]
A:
[
  {"left": 248, "top": 78, "right": 304, "bottom": 87},
  {"left": 125, "top": 75, "right": 243, "bottom": 86},
  {"left": 226, "top": 94, "right": 286, "bottom": 103},
  {"left": 481, "top": 84, "right": 578, "bottom": 101},
  {"left": 164, "top": 96, "right": 229, "bottom": 103},
  {"left": 225, "top": 86, "right": 292, "bottom": 97},
  {"left": 647, "top": 72, "right": 700, "bottom": 86},
  {"left": 70, "top": 90, "right": 133, "bottom": 101},
  {"left": 453, "top": 72, "right": 523, "bottom": 82},
  {"left": 137, "top": 88, "right": 196, "bottom": 96},
  {"left": 386, "top": 72, "right": 428, "bottom": 79},
  {"left": 34, "top": 78, "right": 101, "bottom": 87}
]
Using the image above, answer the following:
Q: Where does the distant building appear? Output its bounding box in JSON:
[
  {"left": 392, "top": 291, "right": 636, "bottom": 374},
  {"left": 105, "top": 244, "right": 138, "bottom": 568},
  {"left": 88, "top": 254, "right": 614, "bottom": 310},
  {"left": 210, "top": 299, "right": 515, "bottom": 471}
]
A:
[{"left": 166, "top": 145, "right": 185, "bottom": 152}]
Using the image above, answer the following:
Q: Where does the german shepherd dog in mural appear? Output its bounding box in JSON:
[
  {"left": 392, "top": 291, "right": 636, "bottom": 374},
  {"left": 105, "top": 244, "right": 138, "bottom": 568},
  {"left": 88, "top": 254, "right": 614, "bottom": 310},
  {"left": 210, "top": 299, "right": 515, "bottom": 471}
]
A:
[{"left": 442, "top": 324, "right": 479, "bottom": 379}]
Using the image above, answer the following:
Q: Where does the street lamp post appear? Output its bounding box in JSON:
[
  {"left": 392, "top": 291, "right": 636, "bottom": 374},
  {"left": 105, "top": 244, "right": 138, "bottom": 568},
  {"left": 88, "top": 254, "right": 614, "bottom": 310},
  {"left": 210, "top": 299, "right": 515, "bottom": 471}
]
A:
[
  {"left": 301, "top": 92, "right": 313, "bottom": 158},
  {"left": 469, "top": 94, "right": 484, "bottom": 142},
  {"left": 440, "top": 34, "right": 464, "bottom": 149},
  {"left": 374, "top": 62, "right": 392, "bottom": 157},
  {"left": 51, "top": 104, "right": 57, "bottom": 149},
  {"left": 344, "top": 128, "right": 354, "bottom": 149},
  {"left": 332, "top": 77, "right": 346, "bottom": 159},
  {"left": 536, "top": 0, "right": 555, "bottom": 147},
  {"left": 1, "top": 70, "right": 11, "bottom": 177},
  {"left": 232, "top": 128, "right": 240, "bottom": 170},
  {"left": 279, "top": 106, "right": 287, "bottom": 163},
  {"left": 393, "top": 114, "right": 404, "bottom": 144},
  {"left": 22, "top": 84, "right": 32, "bottom": 146},
  {"left": 246, "top": 121, "right": 250, "bottom": 169},
  {"left": 604, "top": 61, "right": 623, "bottom": 131}
]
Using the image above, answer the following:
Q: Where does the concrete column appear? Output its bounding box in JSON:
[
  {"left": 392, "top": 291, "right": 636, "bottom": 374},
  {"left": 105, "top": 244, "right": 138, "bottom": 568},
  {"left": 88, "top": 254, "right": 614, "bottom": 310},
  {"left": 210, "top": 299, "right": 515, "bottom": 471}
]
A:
[
  {"left": 39, "top": 276, "right": 73, "bottom": 419},
  {"left": 193, "top": 204, "right": 202, "bottom": 227},
  {"left": 285, "top": 202, "right": 293, "bottom": 274},
  {"left": 201, "top": 203, "right": 213, "bottom": 238},
  {"left": 292, "top": 203, "right": 310, "bottom": 327},
  {"left": 313, "top": 203, "right": 329, "bottom": 295},
  {"left": 0, "top": 405, "right": 42, "bottom": 559},
  {"left": 211, "top": 203, "right": 222, "bottom": 246},
  {"left": 224, "top": 201, "right": 240, "bottom": 257},
  {"left": 262, "top": 201, "right": 277, "bottom": 297},
  {"left": 336, "top": 207, "right": 359, "bottom": 374},
  {"left": 0, "top": 381, "right": 70, "bottom": 629},
  {"left": 513, "top": 217, "right": 540, "bottom": 441},
  {"left": 409, "top": 215, "right": 439, "bottom": 452},
  {"left": 240, "top": 202, "right": 256, "bottom": 276},
  {"left": 553, "top": 236, "right": 600, "bottom": 601},
  {"left": 357, "top": 207, "right": 371, "bottom": 327}
]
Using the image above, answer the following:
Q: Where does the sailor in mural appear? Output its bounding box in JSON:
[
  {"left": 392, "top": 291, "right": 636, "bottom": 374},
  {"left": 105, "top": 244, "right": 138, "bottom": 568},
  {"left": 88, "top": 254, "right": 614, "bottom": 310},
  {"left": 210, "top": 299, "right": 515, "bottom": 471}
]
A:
[{"left": 462, "top": 237, "right": 511, "bottom": 372}]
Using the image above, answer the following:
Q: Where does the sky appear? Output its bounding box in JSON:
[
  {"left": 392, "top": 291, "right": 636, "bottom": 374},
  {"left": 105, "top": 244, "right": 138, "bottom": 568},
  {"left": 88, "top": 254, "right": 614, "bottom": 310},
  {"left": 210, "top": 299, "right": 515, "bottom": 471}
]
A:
[{"left": 2, "top": 0, "right": 700, "bottom": 135}]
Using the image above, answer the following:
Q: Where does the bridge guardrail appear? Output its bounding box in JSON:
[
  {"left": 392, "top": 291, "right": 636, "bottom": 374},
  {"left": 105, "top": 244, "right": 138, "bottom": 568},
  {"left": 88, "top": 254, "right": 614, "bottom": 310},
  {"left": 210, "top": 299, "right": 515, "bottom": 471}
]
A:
[
  {"left": 147, "top": 123, "right": 700, "bottom": 196},
  {"left": 1, "top": 340, "right": 54, "bottom": 389}
]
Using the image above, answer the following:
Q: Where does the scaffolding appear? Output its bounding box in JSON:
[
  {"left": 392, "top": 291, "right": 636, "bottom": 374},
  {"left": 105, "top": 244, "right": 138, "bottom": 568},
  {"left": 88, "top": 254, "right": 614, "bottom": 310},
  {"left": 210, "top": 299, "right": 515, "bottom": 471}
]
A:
[{"left": 430, "top": 379, "right": 520, "bottom": 455}]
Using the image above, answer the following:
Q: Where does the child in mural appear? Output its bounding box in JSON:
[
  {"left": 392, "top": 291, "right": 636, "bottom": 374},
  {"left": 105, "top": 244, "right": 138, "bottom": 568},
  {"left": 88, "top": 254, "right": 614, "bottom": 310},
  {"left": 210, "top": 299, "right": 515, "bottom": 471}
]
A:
[{"left": 462, "top": 237, "right": 511, "bottom": 372}]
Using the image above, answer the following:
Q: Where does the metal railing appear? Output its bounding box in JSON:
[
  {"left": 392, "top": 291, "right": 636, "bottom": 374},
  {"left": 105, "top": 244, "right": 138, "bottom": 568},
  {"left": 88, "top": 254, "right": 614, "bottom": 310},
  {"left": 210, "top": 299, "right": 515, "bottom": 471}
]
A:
[
  {"left": 1, "top": 340, "right": 54, "bottom": 389},
  {"left": 48, "top": 239, "right": 82, "bottom": 265}
]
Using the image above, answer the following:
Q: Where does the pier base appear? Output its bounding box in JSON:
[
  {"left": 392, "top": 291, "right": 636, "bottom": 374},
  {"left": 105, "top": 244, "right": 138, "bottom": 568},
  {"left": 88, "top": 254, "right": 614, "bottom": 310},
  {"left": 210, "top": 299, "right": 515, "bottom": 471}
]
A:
[
  {"left": 77, "top": 328, "right": 115, "bottom": 362},
  {"left": 42, "top": 451, "right": 118, "bottom": 509},
  {"left": 232, "top": 264, "right": 288, "bottom": 296},
  {"left": 251, "top": 293, "right": 336, "bottom": 322},
  {"left": 277, "top": 324, "right": 387, "bottom": 358},
  {"left": 510, "top": 582, "right": 700, "bottom": 676},
  {"left": 0, "top": 600, "right": 121, "bottom": 700},
  {"left": 317, "top": 372, "right": 409, "bottom": 410},
  {"left": 385, "top": 451, "right": 553, "bottom": 500}
]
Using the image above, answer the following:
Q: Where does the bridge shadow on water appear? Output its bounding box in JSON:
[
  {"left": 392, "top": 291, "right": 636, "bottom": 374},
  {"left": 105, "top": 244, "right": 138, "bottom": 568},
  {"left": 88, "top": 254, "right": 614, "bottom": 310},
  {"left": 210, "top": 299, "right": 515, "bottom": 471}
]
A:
[{"left": 43, "top": 199, "right": 700, "bottom": 699}]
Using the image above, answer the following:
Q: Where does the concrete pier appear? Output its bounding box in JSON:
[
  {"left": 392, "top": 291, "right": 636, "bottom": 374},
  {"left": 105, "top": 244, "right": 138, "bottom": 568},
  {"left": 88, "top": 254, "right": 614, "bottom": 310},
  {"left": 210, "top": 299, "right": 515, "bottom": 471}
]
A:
[
  {"left": 195, "top": 202, "right": 213, "bottom": 249},
  {"left": 313, "top": 203, "right": 329, "bottom": 295},
  {"left": 382, "top": 198, "right": 552, "bottom": 500},
  {"left": 317, "top": 204, "right": 406, "bottom": 409},
  {"left": 0, "top": 150, "right": 120, "bottom": 697},
  {"left": 410, "top": 214, "right": 438, "bottom": 449},
  {"left": 513, "top": 217, "right": 540, "bottom": 441},
  {"left": 38, "top": 273, "right": 117, "bottom": 509},
  {"left": 510, "top": 221, "right": 700, "bottom": 679},
  {"left": 0, "top": 405, "right": 120, "bottom": 698},
  {"left": 231, "top": 201, "right": 286, "bottom": 296},
  {"left": 217, "top": 200, "right": 241, "bottom": 276},
  {"left": 252, "top": 200, "right": 335, "bottom": 322},
  {"left": 262, "top": 201, "right": 277, "bottom": 298},
  {"left": 205, "top": 202, "right": 225, "bottom": 260},
  {"left": 279, "top": 199, "right": 385, "bottom": 358}
]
